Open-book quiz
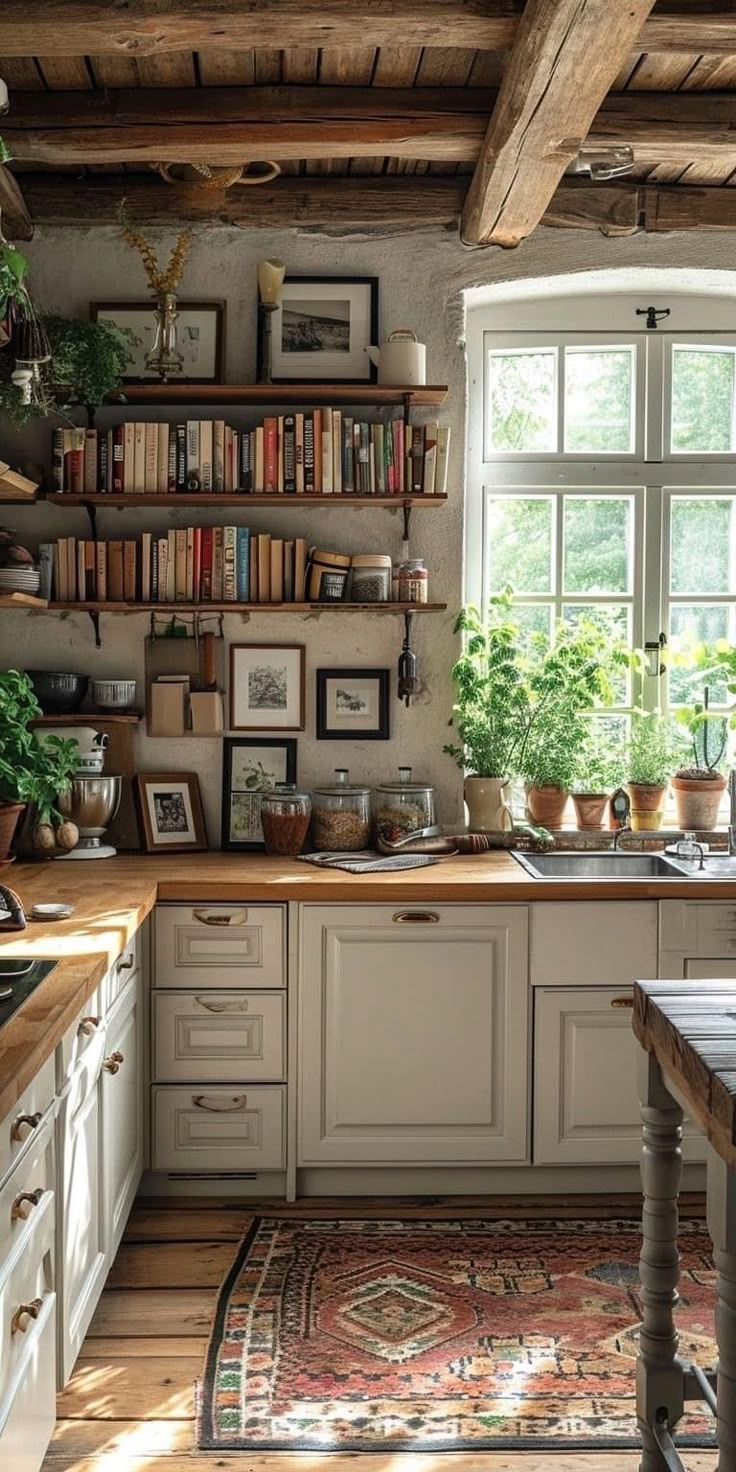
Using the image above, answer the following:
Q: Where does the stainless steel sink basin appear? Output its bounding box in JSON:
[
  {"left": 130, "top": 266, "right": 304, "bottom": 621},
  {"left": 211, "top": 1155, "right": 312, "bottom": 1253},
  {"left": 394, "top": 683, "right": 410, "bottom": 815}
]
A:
[
  {"left": 512, "top": 850, "right": 685, "bottom": 879},
  {"left": 673, "top": 854, "right": 736, "bottom": 879}
]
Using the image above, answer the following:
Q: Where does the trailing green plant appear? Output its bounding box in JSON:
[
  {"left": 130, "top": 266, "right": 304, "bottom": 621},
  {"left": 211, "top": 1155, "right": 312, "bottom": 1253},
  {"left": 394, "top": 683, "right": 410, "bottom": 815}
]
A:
[
  {"left": 627, "top": 711, "right": 679, "bottom": 787},
  {"left": 572, "top": 727, "right": 627, "bottom": 794},
  {"left": 0, "top": 670, "right": 79, "bottom": 823},
  {"left": 0, "top": 237, "right": 30, "bottom": 321}
]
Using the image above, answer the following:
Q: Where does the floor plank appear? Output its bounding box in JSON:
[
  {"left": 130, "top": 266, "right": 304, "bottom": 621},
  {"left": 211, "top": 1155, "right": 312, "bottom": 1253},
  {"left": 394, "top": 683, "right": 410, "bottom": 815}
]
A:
[
  {"left": 87, "top": 1289, "right": 216, "bottom": 1338},
  {"left": 57, "top": 1358, "right": 198, "bottom": 1420},
  {"left": 125, "top": 1206, "right": 255, "bottom": 1241},
  {"left": 105, "top": 1241, "right": 233, "bottom": 1289},
  {"left": 80, "top": 1336, "right": 209, "bottom": 1359}
]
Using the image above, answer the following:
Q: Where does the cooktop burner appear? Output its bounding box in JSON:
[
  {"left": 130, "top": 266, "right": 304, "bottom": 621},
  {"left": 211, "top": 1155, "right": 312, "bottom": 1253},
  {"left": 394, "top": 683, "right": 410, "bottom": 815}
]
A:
[{"left": 0, "top": 959, "right": 58, "bottom": 1027}]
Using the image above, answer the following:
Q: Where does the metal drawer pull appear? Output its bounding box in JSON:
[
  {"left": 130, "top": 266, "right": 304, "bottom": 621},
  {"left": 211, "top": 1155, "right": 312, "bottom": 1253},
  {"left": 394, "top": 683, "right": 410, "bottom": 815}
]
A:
[
  {"left": 11, "top": 1187, "right": 45, "bottom": 1222},
  {"left": 194, "top": 996, "right": 249, "bottom": 1013},
  {"left": 611, "top": 996, "right": 634, "bottom": 1009},
  {"left": 192, "top": 908, "right": 248, "bottom": 927},
  {"left": 11, "top": 1298, "right": 42, "bottom": 1334},
  {"left": 117, "top": 954, "right": 135, "bottom": 973},
  {"left": 78, "top": 1015, "right": 101, "bottom": 1037},
  {"left": 102, "top": 1050, "right": 125, "bottom": 1075},
  {"left": 393, "top": 910, "right": 440, "bottom": 924},
  {"left": 192, "top": 1093, "right": 248, "bottom": 1112},
  {"left": 11, "top": 1112, "right": 42, "bottom": 1143}
]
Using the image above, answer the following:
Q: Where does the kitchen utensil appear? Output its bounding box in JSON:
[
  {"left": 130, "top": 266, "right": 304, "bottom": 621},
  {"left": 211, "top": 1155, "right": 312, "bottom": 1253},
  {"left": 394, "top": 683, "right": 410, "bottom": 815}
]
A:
[
  {"left": 31, "top": 902, "right": 75, "bottom": 921},
  {"left": 55, "top": 774, "right": 122, "bottom": 859},
  {"left": 366, "top": 329, "right": 426, "bottom": 386},
  {"left": 26, "top": 670, "right": 88, "bottom": 714},
  {"left": 0, "top": 883, "right": 26, "bottom": 931},
  {"left": 92, "top": 679, "right": 137, "bottom": 710}
]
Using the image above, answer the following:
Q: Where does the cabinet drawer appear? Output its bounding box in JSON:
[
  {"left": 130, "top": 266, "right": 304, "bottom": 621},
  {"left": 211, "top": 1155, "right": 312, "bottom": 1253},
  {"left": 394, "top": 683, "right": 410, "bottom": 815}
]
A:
[
  {"left": 0, "top": 1185, "right": 54, "bottom": 1412},
  {"left": 0, "top": 1290, "right": 55, "bottom": 1472},
  {"left": 152, "top": 1085, "right": 285, "bottom": 1172},
  {"left": 660, "top": 900, "right": 736, "bottom": 957},
  {"left": 153, "top": 992, "right": 286, "bottom": 1083},
  {"left": 0, "top": 1109, "right": 54, "bottom": 1268},
  {"left": 56, "top": 989, "right": 104, "bottom": 1092},
  {"left": 531, "top": 902, "right": 658, "bottom": 987},
  {"left": 155, "top": 905, "right": 285, "bottom": 989},
  {"left": 105, "top": 926, "right": 143, "bottom": 1011},
  {"left": 0, "top": 1058, "right": 55, "bottom": 1190}
]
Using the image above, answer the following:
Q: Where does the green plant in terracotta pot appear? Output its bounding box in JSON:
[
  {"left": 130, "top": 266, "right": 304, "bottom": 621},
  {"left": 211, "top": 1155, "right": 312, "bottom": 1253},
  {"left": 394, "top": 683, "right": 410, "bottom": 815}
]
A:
[
  {"left": 626, "top": 712, "right": 679, "bottom": 831},
  {"left": 572, "top": 728, "right": 626, "bottom": 831},
  {"left": 671, "top": 685, "right": 728, "bottom": 831},
  {"left": 0, "top": 670, "right": 80, "bottom": 858}
]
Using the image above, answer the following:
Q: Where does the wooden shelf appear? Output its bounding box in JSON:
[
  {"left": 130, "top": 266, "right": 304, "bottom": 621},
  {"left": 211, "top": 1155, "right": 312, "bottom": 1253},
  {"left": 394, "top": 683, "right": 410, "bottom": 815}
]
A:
[
  {"left": 105, "top": 383, "right": 448, "bottom": 408},
  {"left": 45, "top": 493, "right": 448, "bottom": 510},
  {"left": 46, "top": 601, "right": 446, "bottom": 614},
  {"left": 31, "top": 713, "right": 141, "bottom": 725},
  {"left": 0, "top": 591, "right": 48, "bottom": 608}
]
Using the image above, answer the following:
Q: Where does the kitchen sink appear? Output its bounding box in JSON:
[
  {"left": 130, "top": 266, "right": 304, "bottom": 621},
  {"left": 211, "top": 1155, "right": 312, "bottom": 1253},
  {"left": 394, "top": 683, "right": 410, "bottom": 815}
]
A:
[{"left": 512, "top": 850, "right": 686, "bottom": 879}]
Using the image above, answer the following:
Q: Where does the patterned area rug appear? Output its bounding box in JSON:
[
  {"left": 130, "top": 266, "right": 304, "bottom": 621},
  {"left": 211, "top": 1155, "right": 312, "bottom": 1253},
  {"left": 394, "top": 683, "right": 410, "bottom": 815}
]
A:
[{"left": 198, "top": 1216, "right": 717, "bottom": 1452}]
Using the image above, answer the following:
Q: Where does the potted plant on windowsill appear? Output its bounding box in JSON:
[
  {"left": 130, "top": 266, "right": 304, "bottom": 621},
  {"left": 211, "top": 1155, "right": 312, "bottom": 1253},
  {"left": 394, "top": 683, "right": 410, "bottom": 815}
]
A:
[
  {"left": 572, "top": 730, "right": 626, "bottom": 830},
  {"left": 626, "top": 712, "right": 678, "bottom": 831},
  {"left": 0, "top": 670, "right": 79, "bottom": 859},
  {"left": 671, "top": 683, "right": 728, "bottom": 832}
]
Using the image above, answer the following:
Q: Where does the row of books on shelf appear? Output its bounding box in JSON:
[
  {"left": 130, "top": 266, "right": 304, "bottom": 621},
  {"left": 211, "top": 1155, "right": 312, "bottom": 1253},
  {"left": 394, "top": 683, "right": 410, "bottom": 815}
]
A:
[
  {"left": 49, "top": 530, "right": 317, "bottom": 604},
  {"left": 52, "top": 415, "right": 451, "bottom": 497}
]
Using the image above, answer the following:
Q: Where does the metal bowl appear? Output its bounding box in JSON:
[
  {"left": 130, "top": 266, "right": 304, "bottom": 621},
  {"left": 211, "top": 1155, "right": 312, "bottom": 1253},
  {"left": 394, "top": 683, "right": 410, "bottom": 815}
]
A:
[{"left": 58, "top": 774, "right": 122, "bottom": 840}]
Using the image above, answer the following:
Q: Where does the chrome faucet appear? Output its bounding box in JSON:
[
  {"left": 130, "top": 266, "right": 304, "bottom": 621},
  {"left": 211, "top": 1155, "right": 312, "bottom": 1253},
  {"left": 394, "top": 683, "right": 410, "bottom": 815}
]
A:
[
  {"left": 729, "top": 769, "right": 736, "bottom": 855},
  {"left": 612, "top": 823, "right": 631, "bottom": 851}
]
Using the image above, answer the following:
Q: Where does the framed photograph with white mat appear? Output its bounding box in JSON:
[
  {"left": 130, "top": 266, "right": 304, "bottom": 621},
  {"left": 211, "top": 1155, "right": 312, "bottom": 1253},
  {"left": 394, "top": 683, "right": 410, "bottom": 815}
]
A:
[
  {"left": 316, "top": 667, "right": 390, "bottom": 740},
  {"left": 91, "top": 300, "right": 225, "bottom": 383},
  {"left": 222, "top": 737, "right": 297, "bottom": 851},
  {"left": 135, "top": 772, "right": 207, "bottom": 852},
  {"left": 230, "top": 644, "right": 305, "bottom": 731},
  {"left": 262, "top": 276, "right": 378, "bottom": 383}
]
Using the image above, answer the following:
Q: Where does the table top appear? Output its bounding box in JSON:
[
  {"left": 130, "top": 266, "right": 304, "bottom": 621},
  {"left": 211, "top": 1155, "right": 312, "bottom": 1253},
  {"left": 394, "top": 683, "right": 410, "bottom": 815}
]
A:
[{"left": 634, "top": 979, "right": 736, "bottom": 1168}]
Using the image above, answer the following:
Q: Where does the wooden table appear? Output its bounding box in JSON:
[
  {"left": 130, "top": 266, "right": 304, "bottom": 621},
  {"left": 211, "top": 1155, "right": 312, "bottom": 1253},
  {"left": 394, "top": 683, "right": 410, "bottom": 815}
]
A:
[{"left": 634, "top": 979, "right": 736, "bottom": 1471}]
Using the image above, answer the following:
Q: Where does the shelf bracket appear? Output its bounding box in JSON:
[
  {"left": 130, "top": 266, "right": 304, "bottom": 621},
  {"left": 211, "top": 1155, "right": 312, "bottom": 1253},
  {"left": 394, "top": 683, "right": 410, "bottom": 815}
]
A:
[
  {"left": 85, "top": 501, "right": 98, "bottom": 539},
  {"left": 402, "top": 502, "right": 412, "bottom": 541},
  {"left": 87, "top": 610, "right": 102, "bottom": 648}
]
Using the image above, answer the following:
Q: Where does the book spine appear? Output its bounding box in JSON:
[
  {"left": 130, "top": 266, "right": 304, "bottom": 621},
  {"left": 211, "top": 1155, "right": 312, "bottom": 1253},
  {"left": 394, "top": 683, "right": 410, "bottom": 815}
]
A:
[
  {"left": 70, "top": 429, "right": 85, "bottom": 494},
  {"left": 166, "top": 530, "right": 177, "bottom": 601},
  {"left": 313, "top": 409, "right": 322, "bottom": 493},
  {"left": 133, "top": 422, "right": 146, "bottom": 493},
  {"left": 186, "top": 526, "right": 195, "bottom": 601},
  {"left": 98, "top": 432, "right": 109, "bottom": 495},
  {"left": 124, "top": 539, "right": 138, "bottom": 600},
  {"left": 212, "top": 527, "right": 224, "bottom": 601},
  {"left": 295, "top": 413, "right": 305, "bottom": 494},
  {"left": 322, "top": 408, "right": 333, "bottom": 494},
  {"left": 144, "top": 422, "right": 158, "bottom": 492},
  {"left": 423, "top": 419, "right": 438, "bottom": 494},
  {"left": 241, "top": 431, "right": 252, "bottom": 494},
  {"left": 411, "top": 424, "right": 425, "bottom": 494},
  {"left": 223, "top": 526, "right": 237, "bottom": 601},
  {"left": 157, "top": 422, "right": 169, "bottom": 494},
  {"left": 141, "top": 532, "right": 152, "bottom": 602},
  {"left": 193, "top": 526, "right": 202, "bottom": 602},
  {"left": 200, "top": 420, "right": 213, "bottom": 492},
  {"left": 84, "top": 429, "right": 97, "bottom": 494},
  {"left": 200, "top": 527, "right": 213, "bottom": 600},
  {"left": 52, "top": 428, "right": 65, "bottom": 493},
  {"left": 342, "top": 417, "right": 353, "bottom": 495},
  {"left": 123, "top": 422, "right": 135, "bottom": 491},
  {"left": 283, "top": 414, "right": 296, "bottom": 493},
  {"left": 236, "top": 527, "right": 250, "bottom": 601},
  {"left": 95, "top": 541, "right": 107, "bottom": 602},
  {"left": 151, "top": 538, "right": 160, "bottom": 602},
  {"left": 435, "top": 425, "right": 451, "bottom": 495},
  {"left": 258, "top": 532, "right": 272, "bottom": 602},
  {"left": 176, "top": 424, "right": 187, "bottom": 491},
  {"left": 304, "top": 414, "right": 315, "bottom": 494},
  {"left": 175, "top": 528, "right": 187, "bottom": 600},
  {"left": 213, "top": 420, "right": 225, "bottom": 493},
  {"left": 277, "top": 414, "right": 284, "bottom": 493},
  {"left": 112, "top": 424, "right": 125, "bottom": 493},
  {"left": 332, "top": 409, "right": 342, "bottom": 494},
  {"left": 270, "top": 537, "right": 284, "bottom": 603},
  {"left": 264, "top": 417, "right": 278, "bottom": 493},
  {"left": 186, "top": 420, "right": 200, "bottom": 491}
]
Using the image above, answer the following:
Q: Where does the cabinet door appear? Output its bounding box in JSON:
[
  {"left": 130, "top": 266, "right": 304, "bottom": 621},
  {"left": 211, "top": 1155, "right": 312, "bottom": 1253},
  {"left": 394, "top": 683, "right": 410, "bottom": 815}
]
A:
[
  {"left": 534, "top": 988, "right": 706, "bottom": 1166},
  {"left": 57, "top": 1028, "right": 107, "bottom": 1384},
  {"left": 299, "top": 904, "right": 528, "bottom": 1166},
  {"left": 103, "top": 974, "right": 144, "bottom": 1259}
]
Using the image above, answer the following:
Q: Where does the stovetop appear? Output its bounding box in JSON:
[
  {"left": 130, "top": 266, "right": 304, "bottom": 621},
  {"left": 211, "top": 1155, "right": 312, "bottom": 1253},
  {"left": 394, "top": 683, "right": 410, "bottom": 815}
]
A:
[{"left": 0, "top": 959, "right": 58, "bottom": 1029}]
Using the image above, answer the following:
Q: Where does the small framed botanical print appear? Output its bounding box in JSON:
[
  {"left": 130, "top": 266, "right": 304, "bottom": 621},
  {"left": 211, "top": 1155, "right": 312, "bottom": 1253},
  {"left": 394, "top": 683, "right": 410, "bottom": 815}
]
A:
[
  {"left": 261, "top": 275, "right": 379, "bottom": 383},
  {"left": 222, "top": 737, "right": 297, "bottom": 851},
  {"left": 229, "top": 644, "right": 305, "bottom": 731},
  {"left": 136, "top": 772, "right": 207, "bottom": 852},
  {"left": 91, "top": 300, "right": 225, "bottom": 383},
  {"left": 316, "top": 668, "right": 390, "bottom": 740}
]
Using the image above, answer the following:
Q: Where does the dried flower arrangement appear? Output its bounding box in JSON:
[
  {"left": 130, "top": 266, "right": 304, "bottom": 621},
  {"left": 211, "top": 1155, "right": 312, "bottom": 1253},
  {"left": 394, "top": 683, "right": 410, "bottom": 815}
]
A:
[{"left": 120, "top": 210, "right": 194, "bottom": 294}]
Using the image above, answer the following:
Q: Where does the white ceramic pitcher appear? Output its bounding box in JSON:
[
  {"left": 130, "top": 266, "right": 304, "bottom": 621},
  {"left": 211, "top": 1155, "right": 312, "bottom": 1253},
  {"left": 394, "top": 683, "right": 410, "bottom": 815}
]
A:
[{"left": 366, "top": 329, "right": 427, "bottom": 385}]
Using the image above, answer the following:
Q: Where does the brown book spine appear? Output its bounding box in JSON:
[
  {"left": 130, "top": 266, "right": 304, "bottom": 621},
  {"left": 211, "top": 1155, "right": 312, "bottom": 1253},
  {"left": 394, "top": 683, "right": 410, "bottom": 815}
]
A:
[
  {"left": 123, "top": 540, "right": 137, "bottom": 600},
  {"left": 258, "top": 533, "right": 272, "bottom": 602},
  {"left": 108, "top": 541, "right": 124, "bottom": 601},
  {"left": 270, "top": 537, "right": 284, "bottom": 603}
]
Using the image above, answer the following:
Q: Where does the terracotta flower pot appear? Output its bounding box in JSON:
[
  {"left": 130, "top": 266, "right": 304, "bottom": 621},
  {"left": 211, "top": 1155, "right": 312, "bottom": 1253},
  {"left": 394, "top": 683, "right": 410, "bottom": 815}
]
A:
[
  {"left": 626, "top": 782, "right": 667, "bottom": 832},
  {"left": 464, "top": 776, "right": 513, "bottom": 833},
  {"left": 572, "top": 793, "right": 609, "bottom": 831},
  {"left": 0, "top": 802, "right": 25, "bottom": 860},
  {"left": 526, "top": 784, "right": 569, "bottom": 829},
  {"left": 671, "top": 772, "right": 727, "bottom": 833}
]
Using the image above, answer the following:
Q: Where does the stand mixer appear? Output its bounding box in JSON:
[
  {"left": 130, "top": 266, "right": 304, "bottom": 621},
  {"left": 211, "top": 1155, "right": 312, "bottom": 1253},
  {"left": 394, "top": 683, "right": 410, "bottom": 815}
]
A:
[{"left": 47, "top": 726, "right": 122, "bottom": 859}]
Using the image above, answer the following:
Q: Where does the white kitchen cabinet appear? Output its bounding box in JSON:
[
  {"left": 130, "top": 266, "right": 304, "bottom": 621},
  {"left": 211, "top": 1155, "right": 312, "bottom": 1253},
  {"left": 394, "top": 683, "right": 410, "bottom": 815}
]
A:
[
  {"left": 155, "top": 904, "right": 285, "bottom": 989},
  {"left": 534, "top": 987, "right": 705, "bottom": 1166},
  {"left": 531, "top": 901, "right": 658, "bottom": 987},
  {"left": 152, "top": 1084, "right": 286, "bottom": 1172},
  {"left": 298, "top": 904, "right": 528, "bottom": 1166},
  {"left": 153, "top": 990, "right": 286, "bottom": 1084},
  {"left": 56, "top": 1023, "right": 107, "bottom": 1383},
  {"left": 103, "top": 973, "right": 144, "bottom": 1259}
]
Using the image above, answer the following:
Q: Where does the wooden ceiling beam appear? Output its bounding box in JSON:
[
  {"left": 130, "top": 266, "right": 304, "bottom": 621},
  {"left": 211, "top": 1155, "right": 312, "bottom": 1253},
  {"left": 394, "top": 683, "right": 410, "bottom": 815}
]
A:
[
  {"left": 0, "top": 164, "right": 33, "bottom": 240},
  {"left": 0, "top": 2, "right": 732, "bottom": 57},
  {"left": 460, "top": 0, "right": 658, "bottom": 248}
]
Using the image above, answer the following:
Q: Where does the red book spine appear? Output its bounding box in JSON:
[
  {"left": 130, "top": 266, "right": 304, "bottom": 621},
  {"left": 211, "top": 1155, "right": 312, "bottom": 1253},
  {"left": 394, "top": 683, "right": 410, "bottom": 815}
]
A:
[
  {"left": 200, "top": 526, "right": 213, "bottom": 601},
  {"left": 112, "top": 424, "right": 124, "bottom": 493},
  {"left": 264, "top": 416, "right": 278, "bottom": 493}
]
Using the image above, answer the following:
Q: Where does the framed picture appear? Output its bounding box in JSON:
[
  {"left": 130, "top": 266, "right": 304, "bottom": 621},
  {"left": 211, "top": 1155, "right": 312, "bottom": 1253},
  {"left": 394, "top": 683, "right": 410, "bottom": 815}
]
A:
[
  {"left": 222, "top": 737, "right": 297, "bottom": 851},
  {"left": 91, "top": 300, "right": 225, "bottom": 383},
  {"left": 316, "top": 667, "right": 390, "bottom": 740},
  {"left": 229, "top": 644, "right": 305, "bottom": 731},
  {"left": 135, "top": 772, "right": 207, "bottom": 852},
  {"left": 262, "top": 275, "right": 379, "bottom": 383}
]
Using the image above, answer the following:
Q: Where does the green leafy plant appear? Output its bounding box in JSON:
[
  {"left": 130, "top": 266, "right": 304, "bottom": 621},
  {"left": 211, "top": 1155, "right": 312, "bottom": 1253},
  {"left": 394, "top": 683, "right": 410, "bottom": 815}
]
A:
[
  {"left": 666, "top": 640, "right": 730, "bottom": 778},
  {"left": 572, "top": 727, "right": 626, "bottom": 794},
  {"left": 45, "top": 315, "right": 135, "bottom": 409},
  {"left": 520, "top": 617, "right": 629, "bottom": 792},
  {"left": 0, "top": 670, "right": 79, "bottom": 823},
  {"left": 627, "top": 712, "right": 679, "bottom": 787},
  {"left": 444, "top": 594, "right": 535, "bottom": 779},
  {"left": 0, "top": 238, "right": 30, "bottom": 321}
]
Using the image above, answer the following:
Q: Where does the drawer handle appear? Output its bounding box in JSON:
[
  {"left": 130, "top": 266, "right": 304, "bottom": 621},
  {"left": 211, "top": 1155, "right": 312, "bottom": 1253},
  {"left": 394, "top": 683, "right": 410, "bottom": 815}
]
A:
[
  {"left": 611, "top": 996, "right": 635, "bottom": 1009},
  {"left": 78, "top": 1015, "right": 102, "bottom": 1037},
  {"left": 192, "top": 908, "right": 248, "bottom": 927},
  {"left": 392, "top": 910, "right": 440, "bottom": 924},
  {"left": 102, "top": 1050, "right": 125, "bottom": 1075},
  {"left": 194, "top": 996, "right": 249, "bottom": 1013},
  {"left": 11, "top": 1187, "right": 45, "bottom": 1222},
  {"left": 11, "top": 1298, "right": 42, "bottom": 1334},
  {"left": 11, "top": 1112, "right": 42, "bottom": 1143},
  {"left": 192, "top": 1093, "right": 248, "bottom": 1112},
  {"left": 117, "top": 954, "right": 135, "bottom": 973}
]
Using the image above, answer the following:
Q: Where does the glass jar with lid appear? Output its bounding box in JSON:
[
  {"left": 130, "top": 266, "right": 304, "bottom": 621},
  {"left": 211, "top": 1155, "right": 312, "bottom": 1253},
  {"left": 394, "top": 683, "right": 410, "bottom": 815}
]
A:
[
  {"left": 374, "top": 767, "right": 439, "bottom": 845},
  {"left": 350, "top": 554, "right": 392, "bottom": 603},
  {"left": 311, "top": 769, "right": 371, "bottom": 851},
  {"left": 260, "top": 784, "right": 312, "bottom": 856},
  {"left": 398, "top": 559, "right": 429, "bottom": 603}
]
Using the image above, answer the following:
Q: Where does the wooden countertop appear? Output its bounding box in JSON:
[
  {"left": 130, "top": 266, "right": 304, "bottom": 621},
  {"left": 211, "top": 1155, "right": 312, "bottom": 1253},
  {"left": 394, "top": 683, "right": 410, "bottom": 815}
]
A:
[{"left": 1, "top": 850, "right": 736, "bottom": 1126}]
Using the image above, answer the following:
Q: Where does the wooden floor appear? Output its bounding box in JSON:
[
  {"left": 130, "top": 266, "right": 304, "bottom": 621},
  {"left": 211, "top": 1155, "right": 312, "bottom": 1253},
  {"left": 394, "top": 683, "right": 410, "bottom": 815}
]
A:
[{"left": 42, "top": 1193, "right": 717, "bottom": 1472}]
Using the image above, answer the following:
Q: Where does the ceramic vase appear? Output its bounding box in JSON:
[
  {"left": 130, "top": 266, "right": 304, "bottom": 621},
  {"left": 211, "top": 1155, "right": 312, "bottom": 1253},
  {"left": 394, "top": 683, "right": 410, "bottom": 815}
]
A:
[{"left": 464, "top": 776, "right": 513, "bottom": 833}]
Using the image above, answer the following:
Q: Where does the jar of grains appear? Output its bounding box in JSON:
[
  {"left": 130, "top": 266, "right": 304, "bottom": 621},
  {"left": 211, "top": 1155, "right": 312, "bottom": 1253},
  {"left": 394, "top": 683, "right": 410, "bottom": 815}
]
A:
[
  {"left": 307, "top": 548, "right": 351, "bottom": 602},
  {"left": 374, "top": 766, "right": 439, "bottom": 845},
  {"left": 350, "top": 553, "right": 392, "bottom": 603},
  {"left": 260, "top": 784, "right": 312, "bottom": 856},
  {"left": 398, "top": 558, "right": 429, "bottom": 603},
  {"left": 311, "top": 769, "right": 371, "bottom": 851}
]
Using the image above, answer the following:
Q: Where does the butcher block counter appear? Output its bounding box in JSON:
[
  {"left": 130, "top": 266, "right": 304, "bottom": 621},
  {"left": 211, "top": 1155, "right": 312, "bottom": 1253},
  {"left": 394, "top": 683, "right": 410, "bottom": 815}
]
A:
[{"left": 1, "top": 849, "right": 736, "bottom": 1123}]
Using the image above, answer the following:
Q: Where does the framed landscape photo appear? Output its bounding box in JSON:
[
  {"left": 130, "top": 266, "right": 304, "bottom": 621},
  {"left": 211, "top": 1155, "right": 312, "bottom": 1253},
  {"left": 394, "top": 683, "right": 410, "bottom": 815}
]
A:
[
  {"left": 316, "top": 667, "right": 390, "bottom": 740},
  {"left": 222, "top": 737, "right": 297, "bottom": 851},
  {"left": 136, "top": 772, "right": 207, "bottom": 852},
  {"left": 91, "top": 300, "right": 225, "bottom": 383},
  {"left": 230, "top": 644, "right": 305, "bottom": 731},
  {"left": 262, "top": 275, "right": 378, "bottom": 383}
]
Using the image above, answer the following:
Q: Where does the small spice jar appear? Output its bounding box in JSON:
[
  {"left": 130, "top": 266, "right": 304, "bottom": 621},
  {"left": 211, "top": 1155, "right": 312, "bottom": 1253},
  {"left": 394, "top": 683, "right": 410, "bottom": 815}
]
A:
[
  {"left": 311, "top": 769, "right": 371, "bottom": 851},
  {"left": 374, "top": 766, "right": 439, "bottom": 845},
  {"left": 350, "top": 553, "right": 392, "bottom": 603},
  {"left": 260, "top": 784, "right": 312, "bottom": 856},
  {"left": 398, "top": 558, "right": 429, "bottom": 604},
  {"left": 307, "top": 548, "right": 351, "bottom": 602}
]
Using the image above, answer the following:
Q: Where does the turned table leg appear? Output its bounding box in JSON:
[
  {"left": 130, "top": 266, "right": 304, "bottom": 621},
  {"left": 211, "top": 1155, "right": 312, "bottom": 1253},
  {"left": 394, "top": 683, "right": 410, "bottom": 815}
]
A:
[
  {"left": 637, "top": 1051, "right": 685, "bottom": 1472},
  {"left": 708, "top": 1151, "right": 736, "bottom": 1472}
]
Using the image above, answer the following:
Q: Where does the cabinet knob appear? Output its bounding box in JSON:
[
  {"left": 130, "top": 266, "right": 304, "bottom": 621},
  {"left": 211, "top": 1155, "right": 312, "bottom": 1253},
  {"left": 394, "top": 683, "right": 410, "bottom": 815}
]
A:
[
  {"left": 192, "top": 1093, "right": 248, "bottom": 1112},
  {"left": 11, "top": 1187, "right": 45, "bottom": 1222},
  {"left": 78, "top": 1015, "right": 101, "bottom": 1037},
  {"left": 392, "top": 910, "right": 440, "bottom": 924},
  {"left": 11, "top": 1298, "right": 42, "bottom": 1335},
  {"left": 117, "top": 954, "right": 135, "bottom": 973},
  {"left": 11, "top": 1111, "right": 42, "bottom": 1143},
  {"left": 102, "top": 1050, "right": 125, "bottom": 1075},
  {"left": 193, "top": 908, "right": 247, "bottom": 927},
  {"left": 610, "top": 996, "right": 634, "bottom": 1009}
]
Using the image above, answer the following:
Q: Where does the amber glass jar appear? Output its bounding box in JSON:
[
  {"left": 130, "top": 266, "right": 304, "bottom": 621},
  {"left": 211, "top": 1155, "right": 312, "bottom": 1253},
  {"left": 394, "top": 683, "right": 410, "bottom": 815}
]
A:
[{"left": 260, "top": 784, "right": 312, "bottom": 856}]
